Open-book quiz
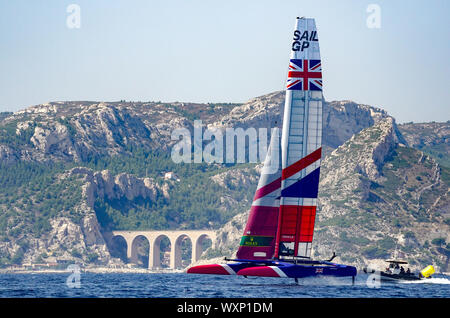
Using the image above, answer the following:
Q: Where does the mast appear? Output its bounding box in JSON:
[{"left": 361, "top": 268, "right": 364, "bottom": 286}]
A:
[{"left": 274, "top": 17, "right": 323, "bottom": 259}]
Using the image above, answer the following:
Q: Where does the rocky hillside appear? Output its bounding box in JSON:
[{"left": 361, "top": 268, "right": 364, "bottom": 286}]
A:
[
  {"left": 209, "top": 91, "right": 391, "bottom": 156},
  {"left": 398, "top": 121, "right": 450, "bottom": 168},
  {"left": 0, "top": 101, "right": 237, "bottom": 163},
  {"left": 0, "top": 92, "right": 390, "bottom": 163},
  {"left": 0, "top": 91, "right": 448, "bottom": 270}
]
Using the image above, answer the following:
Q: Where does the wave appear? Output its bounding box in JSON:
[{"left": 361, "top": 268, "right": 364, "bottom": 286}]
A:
[{"left": 402, "top": 277, "right": 450, "bottom": 285}]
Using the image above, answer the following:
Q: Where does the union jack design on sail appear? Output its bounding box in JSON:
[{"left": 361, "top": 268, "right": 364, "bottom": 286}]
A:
[{"left": 286, "top": 59, "right": 322, "bottom": 91}]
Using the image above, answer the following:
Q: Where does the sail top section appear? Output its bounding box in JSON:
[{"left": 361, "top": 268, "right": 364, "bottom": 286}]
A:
[
  {"left": 286, "top": 18, "right": 322, "bottom": 93},
  {"left": 291, "top": 18, "right": 320, "bottom": 61}
]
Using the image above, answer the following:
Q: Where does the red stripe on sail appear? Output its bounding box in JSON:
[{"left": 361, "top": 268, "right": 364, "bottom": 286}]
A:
[
  {"left": 295, "top": 206, "right": 316, "bottom": 241},
  {"left": 281, "top": 147, "right": 322, "bottom": 180},
  {"left": 253, "top": 177, "right": 282, "bottom": 201},
  {"left": 286, "top": 80, "right": 301, "bottom": 89},
  {"left": 274, "top": 205, "right": 317, "bottom": 258},
  {"left": 277, "top": 205, "right": 316, "bottom": 242}
]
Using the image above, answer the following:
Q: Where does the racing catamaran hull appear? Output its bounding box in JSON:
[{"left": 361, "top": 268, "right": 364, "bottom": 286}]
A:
[
  {"left": 237, "top": 262, "right": 357, "bottom": 279},
  {"left": 186, "top": 263, "right": 252, "bottom": 275},
  {"left": 187, "top": 259, "right": 356, "bottom": 279}
]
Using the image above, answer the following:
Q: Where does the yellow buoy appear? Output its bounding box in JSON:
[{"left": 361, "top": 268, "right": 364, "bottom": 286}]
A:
[{"left": 420, "top": 265, "right": 435, "bottom": 278}]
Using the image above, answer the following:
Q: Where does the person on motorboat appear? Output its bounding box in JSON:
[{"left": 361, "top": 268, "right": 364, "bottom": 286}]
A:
[
  {"left": 392, "top": 263, "right": 401, "bottom": 275},
  {"left": 386, "top": 263, "right": 394, "bottom": 274}
]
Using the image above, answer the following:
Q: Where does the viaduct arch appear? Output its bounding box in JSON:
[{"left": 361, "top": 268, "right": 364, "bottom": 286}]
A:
[{"left": 111, "top": 230, "right": 216, "bottom": 269}]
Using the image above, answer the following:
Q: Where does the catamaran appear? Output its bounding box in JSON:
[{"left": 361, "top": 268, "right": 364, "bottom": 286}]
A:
[{"left": 187, "top": 17, "right": 357, "bottom": 283}]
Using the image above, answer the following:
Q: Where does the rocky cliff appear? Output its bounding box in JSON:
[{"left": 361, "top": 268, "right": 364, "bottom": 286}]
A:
[
  {"left": 398, "top": 121, "right": 450, "bottom": 168},
  {"left": 0, "top": 164, "right": 171, "bottom": 267}
]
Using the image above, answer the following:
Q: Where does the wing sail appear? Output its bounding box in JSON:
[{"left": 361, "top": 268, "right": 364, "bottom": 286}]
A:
[{"left": 274, "top": 17, "right": 323, "bottom": 259}]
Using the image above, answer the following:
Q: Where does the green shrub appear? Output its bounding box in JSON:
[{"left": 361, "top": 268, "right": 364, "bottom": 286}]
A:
[
  {"left": 362, "top": 245, "right": 389, "bottom": 259},
  {"left": 71, "top": 249, "right": 82, "bottom": 258},
  {"left": 86, "top": 252, "right": 99, "bottom": 263},
  {"left": 11, "top": 249, "right": 24, "bottom": 264},
  {"left": 431, "top": 237, "right": 446, "bottom": 246}
]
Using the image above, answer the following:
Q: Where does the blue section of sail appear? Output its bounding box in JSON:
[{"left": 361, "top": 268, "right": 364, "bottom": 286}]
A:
[{"left": 280, "top": 167, "right": 320, "bottom": 198}]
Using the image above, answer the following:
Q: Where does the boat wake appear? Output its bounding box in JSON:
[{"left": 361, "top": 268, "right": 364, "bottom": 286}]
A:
[
  {"left": 237, "top": 275, "right": 355, "bottom": 287},
  {"left": 402, "top": 277, "right": 450, "bottom": 285}
]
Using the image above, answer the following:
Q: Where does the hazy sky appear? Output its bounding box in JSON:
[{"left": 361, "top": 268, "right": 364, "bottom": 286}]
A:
[{"left": 0, "top": 0, "right": 449, "bottom": 123}]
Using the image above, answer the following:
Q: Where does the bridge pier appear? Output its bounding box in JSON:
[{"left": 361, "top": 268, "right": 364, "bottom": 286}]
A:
[
  {"left": 123, "top": 237, "right": 134, "bottom": 261},
  {"left": 111, "top": 230, "right": 216, "bottom": 270}
]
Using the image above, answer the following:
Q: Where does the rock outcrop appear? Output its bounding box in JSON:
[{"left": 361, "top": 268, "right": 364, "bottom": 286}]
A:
[
  {"left": 69, "top": 167, "right": 165, "bottom": 209},
  {"left": 1, "top": 209, "right": 113, "bottom": 266},
  {"left": 208, "top": 91, "right": 391, "bottom": 156},
  {"left": 0, "top": 145, "right": 17, "bottom": 164}
]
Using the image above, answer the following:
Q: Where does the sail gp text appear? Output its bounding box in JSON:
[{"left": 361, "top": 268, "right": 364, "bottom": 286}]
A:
[
  {"left": 292, "top": 30, "right": 318, "bottom": 51},
  {"left": 177, "top": 301, "right": 273, "bottom": 315}
]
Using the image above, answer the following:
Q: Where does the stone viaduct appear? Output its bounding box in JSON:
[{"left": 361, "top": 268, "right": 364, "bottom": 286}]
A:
[{"left": 111, "top": 230, "right": 216, "bottom": 269}]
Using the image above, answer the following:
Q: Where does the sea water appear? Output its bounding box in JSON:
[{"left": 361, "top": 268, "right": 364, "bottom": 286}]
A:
[{"left": 0, "top": 273, "right": 449, "bottom": 298}]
